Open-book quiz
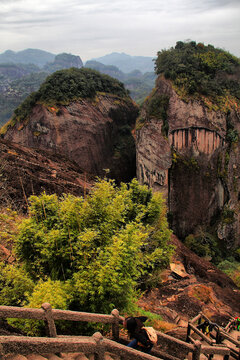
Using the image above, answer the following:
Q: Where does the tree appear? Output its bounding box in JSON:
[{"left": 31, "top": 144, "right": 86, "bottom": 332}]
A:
[
  {"left": 14, "top": 179, "right": 173, "bottom": 314},
  {"left": 154, "top": 41, "right": 240, "bottom": 112}
]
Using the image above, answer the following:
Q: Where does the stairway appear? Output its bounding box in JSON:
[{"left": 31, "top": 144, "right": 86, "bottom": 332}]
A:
[{"left": 222, "top": 329, "right": 240, "bottom": 359}]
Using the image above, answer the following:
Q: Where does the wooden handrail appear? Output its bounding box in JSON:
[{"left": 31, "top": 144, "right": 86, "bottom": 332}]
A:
[
  {"left": 201, "top": 345, "right": 230, "bottom": 356},
  {"left": 156, "top": 330, "right": 194, "bottom": 352},
  {"left": 0, "top": 305, "right": 118, "bottom": 323},
  {"left": 188, "top": 312, "right": 239, "bottom": 360},
  {"left": 0, "top": 304, "right": 122, "bottom": 341},
  {"left": 190, "top": 313, "right": 202, "bottom": 324},
  {"left": 188, "top": 323, "right": 215, "bottom": 345},
  {"left": 0, "top": 305, "right": 232, "bottom": 360},
  {"left": 219, "top": 330, "right": 240, "bottom": 348},
  {"left": 0, "top": 333, "right": 162, "bottom": 360}
]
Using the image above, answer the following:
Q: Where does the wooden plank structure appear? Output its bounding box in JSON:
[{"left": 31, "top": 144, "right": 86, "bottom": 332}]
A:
[
  {"left": 187, "top": 312, "right": 240, "bottom": 360},
  {"left": 0, "top": 305, "right": 232, "bottom": 360}
]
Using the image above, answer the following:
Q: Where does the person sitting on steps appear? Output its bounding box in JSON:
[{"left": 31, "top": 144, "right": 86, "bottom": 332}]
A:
[{"left": 123, "top": 316, "right": 153, "bottom": 354}]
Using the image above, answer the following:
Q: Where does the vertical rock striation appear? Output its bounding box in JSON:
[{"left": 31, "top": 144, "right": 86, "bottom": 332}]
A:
[{"left": 136, "top": 77, "right": 240, "bottom": 247}]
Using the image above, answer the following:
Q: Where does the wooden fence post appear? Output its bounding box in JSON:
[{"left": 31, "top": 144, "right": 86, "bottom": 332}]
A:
[
  {"left": 41, "top": 303, "right": 57, "bottom": 337},
  {"left": 111, "top": 309, "right": 120, "bottom": 341},
  {"left": 92, "top": 332, "right": 105, "bottom": 360},
  {"left": 215, "top": 328, "right": 221, "bottom": 344},
  {"left": 192, "top": 340, "right": 201, "bottom": 360},
  {"left": 198, "top": 313, "right": 202, "bottom": 326},
  {"left": 186, "top": 323, "right": 191, "bottom": 342}
]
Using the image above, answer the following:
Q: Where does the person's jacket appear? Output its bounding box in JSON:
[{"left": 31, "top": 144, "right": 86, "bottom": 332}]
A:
[{"left": 126, "top": 316, "right": 152, "bottom": 348}]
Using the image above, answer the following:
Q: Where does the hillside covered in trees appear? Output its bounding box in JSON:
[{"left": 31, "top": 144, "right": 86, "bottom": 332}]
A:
[
  {"left": 136, "top": 41, "right": 240, "bottom": 277},
  {"left": 1, "top": 68, "right": 129, "bottom": 129},
  {"left": 155, "top": 41, "right": 240, "bottom": 112}
]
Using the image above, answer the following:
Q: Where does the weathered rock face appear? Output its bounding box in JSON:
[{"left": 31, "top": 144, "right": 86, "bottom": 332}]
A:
[
  {"left": 139, "top": 235, "right": 240, "bottom": 327},
  {"left": 136, "top": 77, "right": 240, "bottom": 247},
  {"left": 4, "top": 94, "right": 138, "bottom": 183},
  {"left": 0, "top": 139, "right": 93, "bottom": 211}
]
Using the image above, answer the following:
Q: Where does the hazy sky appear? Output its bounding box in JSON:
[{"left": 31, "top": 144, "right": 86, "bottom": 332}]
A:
[{"left": 0, "top": 0, "right": 239, "bottom": 62}]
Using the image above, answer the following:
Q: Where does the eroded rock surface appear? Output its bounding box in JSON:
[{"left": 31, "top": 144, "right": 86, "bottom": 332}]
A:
[
  {"left": 136, "top": 77, "right": 240, "bottom": 246},
  {"left": 138, "top": 235, "right": 240, "bottom": 328},
  {"left": 0, "top": 139, "right": 93, "bottom": 211},
  {"left": 4, "top": 94, "right": 138, "bottom": 183}
]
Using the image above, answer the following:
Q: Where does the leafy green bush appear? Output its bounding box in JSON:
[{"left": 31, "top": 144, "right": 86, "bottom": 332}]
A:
[
  {"left": 184, "top": 228, "right": 221, "bottom": 264},
  {"left": 15, "top": 179, "right": 173, "bottom": 316},
  {"left": 8, "top": 279, "right": 74, "bottom": 336},
  {"left": 218, "top": 259, "right": 240, "bottom": 288},
  {"left": 0, "top": 263, "right": 34, "bottom": 306},
  {"left": 155, "top": 41, "right": 240, "bottom": 111}
]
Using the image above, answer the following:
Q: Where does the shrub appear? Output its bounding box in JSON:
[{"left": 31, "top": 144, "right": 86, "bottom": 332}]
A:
[
  {"left": 218, "top": 259, "right": 240, "bottom": 288},
  {"left": 0, "top": 263, "right": 34, "bottom": 306},
  {"left": 15, "top": 179, "right": 173, "bottom": 315},
  {"left": 184, "top": 228, "right": 221, "bottom": 264},
  {"left": 155, "top": 41, "right": 240, "bottom": 112}
]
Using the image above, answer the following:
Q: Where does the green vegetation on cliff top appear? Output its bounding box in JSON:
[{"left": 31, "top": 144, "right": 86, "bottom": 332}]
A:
[
  {"left": 155, "top": 41, "right": 240, "bottom": 112},
  {"left": 5, "top": 68, "right": 129, "bottom": 125}
]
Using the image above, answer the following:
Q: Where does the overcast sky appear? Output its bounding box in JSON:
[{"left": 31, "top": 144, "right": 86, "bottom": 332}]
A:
[{"left": 0, "top": 0, "right": 239, "bottom": 62}]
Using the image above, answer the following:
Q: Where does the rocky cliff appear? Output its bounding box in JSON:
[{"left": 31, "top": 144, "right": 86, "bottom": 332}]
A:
[
  {"left": 0, "top": 139, "right": 93, "bottom": 211},
  {"left": 139, "top": 234, "right": 240, "bottom": 328},
  {"left": 136, "top": 76, "right": 240, "bottom": 248},
  {"left": 2, "top": 68, "right": 139, "bottom": 183}
]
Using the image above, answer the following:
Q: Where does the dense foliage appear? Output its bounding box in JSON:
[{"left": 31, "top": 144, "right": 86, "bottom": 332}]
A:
[
  {"left": 1, "top": 179, "right": 172, "bottom": 325},
  {"left": 136, "top": 89, "right": 169, "bottom": 132},
  {"left": 11, "top": 68, "right": 129, "bottom": 123},
  {"left": 155, "top": 41, "right": 240, "bottom": 111},
  {"left": 218, "top": 259, "right": 240, "bottom": 288},
  {"left": 184, "top": 229, "right": 222, "bottom": 264}
]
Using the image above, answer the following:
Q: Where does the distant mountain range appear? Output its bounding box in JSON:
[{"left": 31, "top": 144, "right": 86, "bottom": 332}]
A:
[
  {"left": 91, "top": 52, "right": 155, "bottom": 73},
  {"left": 0, "top": 49, "right": 56, "bottom": 68},
  {"left": 85, "top": 60, "right": 156, "bottom": 103},
  {"left": 0, "top": 49, "right": 156, "bottom": 126},
  {"left": 0, "top": 49, "right": 155, "bottom": 74}
]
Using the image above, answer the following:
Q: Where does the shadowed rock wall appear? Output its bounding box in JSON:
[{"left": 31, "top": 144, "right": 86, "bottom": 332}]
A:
[
  {"left": 136, "top": 77, "right": 240, "bottom": 246},
  {"left": 4, "top": 94, "right": 138, "bottom": 183}
]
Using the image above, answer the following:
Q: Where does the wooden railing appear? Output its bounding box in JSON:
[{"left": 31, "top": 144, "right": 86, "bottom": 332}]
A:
[
  {"left": 0, "top": 305, "right": 231, "bottom": 360},
  {"left": 0, "top": 303, "right": 121, "bottom": 340},
  {"left": 187, "top": 312, "right": 239, "bottom": 360},
  {"left": 224, "top": 318, "right": 239, "bottom": 333},
  {"left": 0, "top": 333, "right": 162, "bottom": 360}
]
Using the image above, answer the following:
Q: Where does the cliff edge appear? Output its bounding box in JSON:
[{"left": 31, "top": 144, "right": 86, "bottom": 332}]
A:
[
  {"left": 2, "top": 68, "right": 139, "bottom": 183},
  {"left": 136, "top": 42, "right": 240, "bottom": 249}
]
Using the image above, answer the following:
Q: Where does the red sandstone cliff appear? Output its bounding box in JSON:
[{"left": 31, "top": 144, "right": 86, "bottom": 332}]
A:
[
  {"left": 4, "top": 94, "right": 138, "bottom": 183},
  {"left": 136, "top": 77, "right": 240, "bottom": 248},
  {"left": 0, "top": 139, "right": 93, "bottom": 211}
]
